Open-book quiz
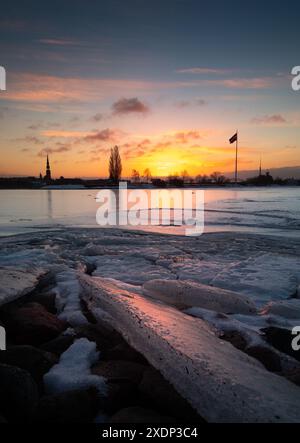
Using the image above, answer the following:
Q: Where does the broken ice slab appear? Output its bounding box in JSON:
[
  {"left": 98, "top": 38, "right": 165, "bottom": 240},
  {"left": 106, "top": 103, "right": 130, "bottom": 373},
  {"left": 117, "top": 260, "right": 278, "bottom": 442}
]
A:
[
  {"left": 0, "top": 267, "right": 46, "bottom": 307},
  {"left": 79, "top": 273, "right": 300, "bottom": 423},
  {"left": 142, "top": 279, "right": 257, "bottom": 314}
]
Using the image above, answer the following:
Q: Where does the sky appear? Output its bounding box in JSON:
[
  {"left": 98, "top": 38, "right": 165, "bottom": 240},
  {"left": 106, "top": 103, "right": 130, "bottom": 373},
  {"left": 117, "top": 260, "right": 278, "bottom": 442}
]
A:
[{"left": 0, "top": 0, "right": 300, "bottom": 178}]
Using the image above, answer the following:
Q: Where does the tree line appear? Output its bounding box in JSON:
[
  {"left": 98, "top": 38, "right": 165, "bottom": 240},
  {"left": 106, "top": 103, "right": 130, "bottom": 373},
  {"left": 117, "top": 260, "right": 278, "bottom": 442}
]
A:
[{"left": 108, "top": 146, "right": 230, "bottom": 185}]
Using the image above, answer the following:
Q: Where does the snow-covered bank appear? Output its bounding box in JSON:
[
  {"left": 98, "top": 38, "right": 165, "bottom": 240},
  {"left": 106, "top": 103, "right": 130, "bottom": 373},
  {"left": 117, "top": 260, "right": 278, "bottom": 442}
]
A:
[{"left": 0, "top": 228, "right": 300, "bottom": 422}]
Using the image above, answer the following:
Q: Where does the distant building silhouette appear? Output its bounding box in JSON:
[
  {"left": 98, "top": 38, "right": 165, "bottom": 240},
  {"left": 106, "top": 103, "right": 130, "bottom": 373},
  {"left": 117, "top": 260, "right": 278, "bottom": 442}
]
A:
[
  {"left": 44, "top": 155, "right": 52, "bottom": 183},
  {"left": 246, "top": 170, "right": 273, "bottom": 186},
  {"left": 259, "top": 156, "right": 262, "bottom": 176}
]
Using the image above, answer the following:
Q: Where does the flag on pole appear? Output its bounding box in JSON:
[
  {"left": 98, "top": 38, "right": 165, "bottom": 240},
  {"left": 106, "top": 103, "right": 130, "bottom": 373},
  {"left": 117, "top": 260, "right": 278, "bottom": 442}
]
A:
[{"left": 229, "top": 132, "right": 238, "bottom": 144}]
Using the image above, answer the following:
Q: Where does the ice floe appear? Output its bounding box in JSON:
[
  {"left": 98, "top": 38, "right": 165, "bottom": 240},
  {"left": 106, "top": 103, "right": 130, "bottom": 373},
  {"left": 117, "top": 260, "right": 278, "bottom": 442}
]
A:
[
  {"left": 0, "top": 267, "right": 45, "bottom": 307},
  {"left": 143, "top": 279, "right": 257, "bottom": 314},
  {"left": 78, "top": 273, "right": 300, "bottom": 423}
]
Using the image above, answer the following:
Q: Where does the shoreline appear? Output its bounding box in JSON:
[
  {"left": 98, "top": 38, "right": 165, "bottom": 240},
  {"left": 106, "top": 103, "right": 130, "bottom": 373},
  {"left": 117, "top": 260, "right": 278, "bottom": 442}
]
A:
[{"left": 0, "top": 228, "right": 300, "bottom": 422}]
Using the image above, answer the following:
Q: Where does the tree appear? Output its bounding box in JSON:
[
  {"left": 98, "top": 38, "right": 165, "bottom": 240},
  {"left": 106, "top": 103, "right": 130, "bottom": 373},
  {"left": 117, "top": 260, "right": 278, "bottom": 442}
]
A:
[
  {"left": 109, "top": 145, "right": 122, "bottom": 182},
  {"left": 131, "top": 169, "right": 140, "bottom": 183},
  {"left": 181, "top": 169, "right": 190, "bottom": 183},
  {"left": 167, "top": 174, "right": 184, "bottom": 187},
  {"left": 195, "top": 174, "right": 210, "bottom": 184},
  {"left": 210, "top": 171, "right": 229, "bottom": 184},
  {"left": 143, "top": 168, "right": 152, "bottom": 183}
]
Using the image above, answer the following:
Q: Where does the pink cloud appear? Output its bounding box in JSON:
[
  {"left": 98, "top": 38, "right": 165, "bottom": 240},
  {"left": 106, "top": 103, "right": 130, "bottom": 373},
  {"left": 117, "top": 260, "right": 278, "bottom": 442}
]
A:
[
  {"left": 251, "top": 114, "right": 287, "bottom": 125},
  {"left": 112, "top": 98, "right": 149, "bottom": 115},
  {"left": 176, "top": 67, "right": 232, "bottom": 75}
]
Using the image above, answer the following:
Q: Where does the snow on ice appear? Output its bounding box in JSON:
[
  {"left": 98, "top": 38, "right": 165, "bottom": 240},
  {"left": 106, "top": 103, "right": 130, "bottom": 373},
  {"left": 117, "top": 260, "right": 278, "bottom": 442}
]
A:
[{"left": 44, "top": 338, "right": 106, "bottom": 395}]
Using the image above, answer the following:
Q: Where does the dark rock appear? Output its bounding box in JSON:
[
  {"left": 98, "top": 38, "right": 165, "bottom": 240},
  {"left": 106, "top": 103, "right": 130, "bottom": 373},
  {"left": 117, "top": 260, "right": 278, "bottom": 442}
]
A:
[
  {"left": 5, "top": 302, "right": 67, "bottom": 345},
  {"left": 0, "top": 345, "right": 57, "bottom": 387},
  {"left": 0, "top": 415, "right": 7, "bottom": 423},
  {"left": 245, "top": 345, "right": 282, "bottom": 372},
  {"left": 99, "top": 380, "right": 140, "bottom": 414},
  {"left": 139, "top": 368, "right": 201, "bottom": 421},
  {"left": 0, "top": 364, "right": 39, "bottom": 422},
  {"left": 282, "top": 368, "right": 300, "bottom": 386},
  {"left": 74, "top": 324, "right": 120, "bottom": 351},
  {"left": 103, "top": 342, "right": 148, "bottom": 364},
  {"left": 26, "top": 291, "right": 57, "bottom": 314},
  {"left": 41, "top": 334, "right": 74, "bottom": 356},
  {"left": 219, "top": 330, "right": 248, "bottom": 351},
  {"left": 92, "top": 360, "right": 146, "bottom": 384},
  {"left": 35, "top": 389, "right": 97, "bottom": 423},
  {"left": 110, "top": 406, "right": 174, "bottom": 423},
  {"left": 262, "top": 327, "right": 300, "bottom": 361}
]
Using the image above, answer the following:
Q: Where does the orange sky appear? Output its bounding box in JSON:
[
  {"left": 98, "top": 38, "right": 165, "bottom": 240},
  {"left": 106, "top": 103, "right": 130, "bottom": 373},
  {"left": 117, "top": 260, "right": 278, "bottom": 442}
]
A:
[{"left": 1, "top": 72, "right": 299, "bottom": 178}]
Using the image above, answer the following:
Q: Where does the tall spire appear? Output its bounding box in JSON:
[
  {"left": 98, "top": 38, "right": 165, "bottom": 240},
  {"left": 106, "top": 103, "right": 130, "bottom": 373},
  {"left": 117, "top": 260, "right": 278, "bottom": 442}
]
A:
[
  {"left": 45, "top": 154, "right": 52, "bottom": 181},
  {"left": 259, "top": 155, "right": 262, "bottom": 176}
]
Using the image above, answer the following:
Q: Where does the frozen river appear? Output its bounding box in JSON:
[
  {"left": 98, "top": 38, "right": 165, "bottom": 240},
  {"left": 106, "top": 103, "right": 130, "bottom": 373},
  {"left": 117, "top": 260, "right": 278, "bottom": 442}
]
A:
[{"left": 0, "top": 186, "right": 299, "bottom": 238}]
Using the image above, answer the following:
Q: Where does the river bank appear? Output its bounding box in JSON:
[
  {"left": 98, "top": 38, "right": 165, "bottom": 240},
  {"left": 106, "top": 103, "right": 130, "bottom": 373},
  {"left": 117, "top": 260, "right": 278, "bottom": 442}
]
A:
[{"left": 0, "top": 228, "right": 300, "bottom": 422}]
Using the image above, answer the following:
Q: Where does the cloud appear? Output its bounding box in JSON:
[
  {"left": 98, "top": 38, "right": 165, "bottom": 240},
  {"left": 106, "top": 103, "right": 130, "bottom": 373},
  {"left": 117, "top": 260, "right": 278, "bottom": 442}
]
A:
[
  {"left": 174, "top": 100, "right": 190, "bottom": 108},
  {"left": 173, "top": 130, "right": 203, "bottom": 143},
  {"left": 4, "top": 74, "right": 176, "bottom": 106},
  {"left": 37, "top": 39, "right": 78, "bottom": 46},
  {"left": 3, "top": 73, "right": 279, "bottom": 112},
  {"left": 176, "top": 67, "right": 232, "bottom": 75},
  {"left": 174, "top": 98, "right": 207, "bottom": 108},
  {"left": 84, "top": 128, "right": 122, "bottom": 142},
  {"left": 42, "top": 130, "right": 90, "bottom": 138},
  {"left": 14, "top": 136, "right": 42, "bottom": 145},
  {"left": 112, "top": 98, "right": 149, "bottom": 115},
  {"left": 209, "top": 78, "right": 276, "bottom": 89},
  {"left": 27, "top": 123, "right": 43, "bottom": 130},
  {"left": 251, "top": 114, "right": 287, "bottom": 125},
  {"left": 37, "top": 145, "right": 71, "bottom": 157},
  {"left": 90, "top": 113, "right": 103, "bottom": 122},
  {"left": 176, "top": 77, "right": 280, "bottom": 90}
]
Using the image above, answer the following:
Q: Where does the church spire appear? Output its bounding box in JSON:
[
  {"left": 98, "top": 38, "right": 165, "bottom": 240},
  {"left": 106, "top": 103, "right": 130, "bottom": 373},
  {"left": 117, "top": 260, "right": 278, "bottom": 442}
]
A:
[
  {"left": 45, "top": 154, "right": 52, "bottom": 182},
  {"left": 259, "top": 155, "right": 262, "bottom": 176}
]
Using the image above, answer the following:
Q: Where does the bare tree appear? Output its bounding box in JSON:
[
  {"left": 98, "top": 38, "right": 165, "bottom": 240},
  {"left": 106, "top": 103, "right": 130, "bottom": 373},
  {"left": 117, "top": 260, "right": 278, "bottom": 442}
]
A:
[
  {"left": 196, "top": 174, "right": 210, "bottom": 184},
  {"left": 181, "top": 169, "right": 190, "bottom": 183},
  {"left": 143, "top": 168, "right": 152, "bottom": 183},
  {"left": 210, "top": 171, "right": 229, "bottom": 184},
  {"left": 131, "top": 169, "right": 140, "bottom": 183},
  {"left": 109, "top": 145, "right": 122, "bottom": 182}
]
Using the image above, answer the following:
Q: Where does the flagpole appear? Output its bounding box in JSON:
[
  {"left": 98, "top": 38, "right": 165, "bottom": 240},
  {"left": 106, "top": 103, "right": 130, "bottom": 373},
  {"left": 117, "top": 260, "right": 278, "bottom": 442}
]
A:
[{"left": 235, "top": 130, "right": 238, "bottom": 184}]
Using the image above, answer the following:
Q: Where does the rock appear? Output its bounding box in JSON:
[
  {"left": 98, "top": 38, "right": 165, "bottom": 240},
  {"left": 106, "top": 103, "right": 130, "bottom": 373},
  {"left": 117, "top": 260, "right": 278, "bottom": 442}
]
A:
[
  {"left": 219, "top": 330, "right": 248, "bottom": 351},
  {"left": 284, "top": 368, "right": 300, "bottom": 386},
  {"left": 261, "top": 300, "right": 300, "bottom": 319},
  {"left": 143, "top": 279, "right": 257, "bottom": 315},
  {"left": 262, "top": 327, "right": 300, "bottom": 362},
  {"left": 26, "top": 291, "right": 57, "bottom": 314},
  {"left": 75, "top": 324, "right": 121, "bottom": 351},
  {"left": 0, "top": 345, "right": 57, "bottom": 386},
  {"left": 0, "top": 268, "right": 45, "bottom": 307},
  {"left": 92, "top": 360, "right": 146, "bottom": 384},
  {"left": 245, "top": 345, "right": 282, "bottom": 372},
  {"left": 139, "top": 368, "right": 200, "bottom": 421},
  {"left": 110, "top": 406, "right": 174, "bottom": 423},
  {"left": 41, "top": 334, "right": 74, "bottom": 356},
  {"left": 0, "top": 364, "right": 39, "bottom": 422},
  {"left": 99, "top": 380, "right": 140, "bottom": 414},
  {"left": 35, "top": 389, "right": 97, "bottom": 423},
  {"left": 5, "top": 302, "right": 67, "bottom": 345},
  {"left": 103, "top": 342, "right": 148, "bottom": 364}
]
